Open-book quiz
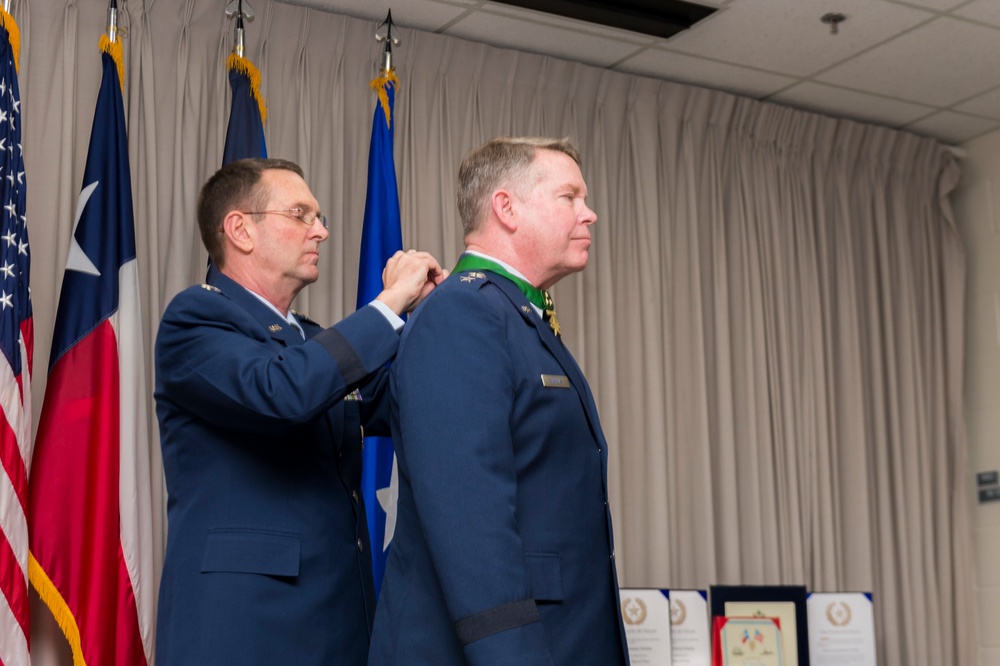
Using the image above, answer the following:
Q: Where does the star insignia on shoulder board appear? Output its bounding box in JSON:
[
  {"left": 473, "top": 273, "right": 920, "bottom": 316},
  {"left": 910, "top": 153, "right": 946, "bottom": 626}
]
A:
[
  {"left": 460, "top": 274, "right": 476, "bottom": 283},
  {"left": 268, "top": 324, "right": 283, "bottom": 332},
  {"left": 521, "top": 305, "right": 532, "bottom": 314},
  {"left": 200, "top": 283, "right": 221, "bottom": 293},
  {"left": 461, "top": 271, "right": 487, "bottom": 283}
]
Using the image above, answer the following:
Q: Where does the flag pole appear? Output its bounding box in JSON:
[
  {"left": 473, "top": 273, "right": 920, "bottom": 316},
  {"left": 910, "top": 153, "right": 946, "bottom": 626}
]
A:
[
  {"left": 359, "top": 9, "right": 404, "bottom": 597},
  {"left": 106, "top": 0, "right": 119, "bottom": 44}
]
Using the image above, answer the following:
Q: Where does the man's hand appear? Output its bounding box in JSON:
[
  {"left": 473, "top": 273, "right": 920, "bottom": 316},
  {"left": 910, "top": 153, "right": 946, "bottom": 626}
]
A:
[{"left": 377, "top": 250, "right": 448, "bottom": 315}]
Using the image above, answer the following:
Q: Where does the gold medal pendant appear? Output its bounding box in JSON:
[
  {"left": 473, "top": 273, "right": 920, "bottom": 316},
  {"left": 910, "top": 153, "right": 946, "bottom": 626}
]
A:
[
  {"left": 542, "top": 290, "right": 561, "bottom": 337},
  {"left": 545, "top": 309, "right": 561, "bottom": 337}
]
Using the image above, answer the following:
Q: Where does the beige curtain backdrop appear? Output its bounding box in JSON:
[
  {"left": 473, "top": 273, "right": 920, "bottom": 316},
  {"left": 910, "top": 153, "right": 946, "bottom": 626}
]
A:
[{"left": 20, "top": 1, "right": 974, "bottom": 665}]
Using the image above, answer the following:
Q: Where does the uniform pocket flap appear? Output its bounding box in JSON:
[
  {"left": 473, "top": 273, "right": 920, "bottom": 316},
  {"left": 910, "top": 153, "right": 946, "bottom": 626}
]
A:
[
  {"left": 201, "top": 529, "right": 301, "bottom": 577},
  {"left": 525, "top": 552, "right": 563, "bottom": 601}
]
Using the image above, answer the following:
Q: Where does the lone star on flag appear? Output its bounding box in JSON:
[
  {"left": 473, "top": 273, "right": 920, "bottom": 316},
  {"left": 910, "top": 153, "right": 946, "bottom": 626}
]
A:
[{"left": 376, "top": 454, "right": 399, "bottom": 552}]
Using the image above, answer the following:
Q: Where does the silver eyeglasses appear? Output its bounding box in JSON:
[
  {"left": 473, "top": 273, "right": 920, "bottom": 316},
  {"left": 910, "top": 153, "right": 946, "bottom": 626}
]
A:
[{"left": 243, "top": 208, "right": 328, "bottom": 229}]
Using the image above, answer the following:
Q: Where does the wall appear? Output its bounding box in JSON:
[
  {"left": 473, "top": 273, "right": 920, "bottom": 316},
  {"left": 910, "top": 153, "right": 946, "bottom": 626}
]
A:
[{"left": 954, "top": 127, "right": 1000, "bottom": 666}]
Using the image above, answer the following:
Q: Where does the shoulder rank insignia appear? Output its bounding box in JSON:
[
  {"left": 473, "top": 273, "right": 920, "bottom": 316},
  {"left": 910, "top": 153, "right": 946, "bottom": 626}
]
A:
[
  {"left": 200, "top": 283, "right": 221, "bottom": 293},
  {"left": 460, "top": 271, "right": 487, "bottom": 283},
  {"left": 291, "top": 309, "right": 317, "bottom": 325},
  {"left": 268, "top": 324, "right": 282, "bottom": 332},
  {"left": 521, "top": 305, "right": 532, "bottom": 314}
]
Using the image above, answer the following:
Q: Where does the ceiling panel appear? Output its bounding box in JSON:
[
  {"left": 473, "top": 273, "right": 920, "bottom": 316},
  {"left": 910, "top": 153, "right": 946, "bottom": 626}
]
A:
[
  {"left": 817, "top": 17, "right": 1000, "bottom": 107},
  {"left": 770, "top": 81, "right": 935, "bottom": 129},
  {"left": 659, "top": 0, "right": 932, "bottom": 78},
  {"left": 906, "top": 110, "right": 1000, "bottom": 145},
  {"left": 954, "top": 89, "right": 1000, "bottom": 121},
  {"left": 616, "top": 48, "right": 796, "bottom": 99},
  {"left": 901, "top": 0, "right": 970, "bottom": 10},
  {"left": 271, "top": 0, "right": 1000, "bottom": 143},
  {"left": 444, "top": 6, "right": 646, "bottom": 67},
  {"left": 273, "top": 0, "right": 477, "bottom": 32},
  {"left": 954, "top": 0, "right": 1000, "bottom": 28}
]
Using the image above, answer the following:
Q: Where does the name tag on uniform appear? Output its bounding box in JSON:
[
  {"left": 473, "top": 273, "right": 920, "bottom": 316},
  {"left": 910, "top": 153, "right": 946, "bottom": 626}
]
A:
[
  {"left": 344, "top": 389, "right": 363, "bottom": 402},
  {"left": 540, "top": 374, "right": 570, "bottom": 388}
]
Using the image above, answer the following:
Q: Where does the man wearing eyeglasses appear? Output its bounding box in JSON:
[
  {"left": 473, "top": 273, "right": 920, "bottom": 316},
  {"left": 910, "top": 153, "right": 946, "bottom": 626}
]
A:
[{"left": 153, "top": 158, "right": 445, "bottom": 666}]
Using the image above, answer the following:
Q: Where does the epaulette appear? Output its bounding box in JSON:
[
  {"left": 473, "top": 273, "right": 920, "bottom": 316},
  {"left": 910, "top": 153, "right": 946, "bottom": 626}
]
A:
[
  {"left": 291, "top": 309, "right": 318, "bottom": 325},
  {"left": 200, "top": 283, "right": 222, "bottom": 293},
  {"left": 458, "top": 271, "right": 487, "bottom": 285}
]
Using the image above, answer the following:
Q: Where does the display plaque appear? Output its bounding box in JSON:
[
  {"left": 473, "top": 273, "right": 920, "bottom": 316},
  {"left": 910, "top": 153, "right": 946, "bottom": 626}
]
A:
[
  {"left": 710, "top": 585, "right": 809, "bottom": 666},
  {"left": 621, "top": 588, "right": 673, "bottom": 665},
  {"left": 669, "top": 590, "right": 711, "bottom": 666},
  {"left": 806, "top": 592, "right": 877, "bottom": 665}
]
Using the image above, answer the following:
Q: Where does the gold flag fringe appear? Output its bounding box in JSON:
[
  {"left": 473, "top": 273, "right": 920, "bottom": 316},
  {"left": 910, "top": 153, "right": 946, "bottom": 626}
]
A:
[
  {"left": 227, "top": 53, "right": 268, "bottom": 125},
  {"left": 369, "top": 69, "right": 399, "bottom": 129},
  {"left": 99, "top": 34, "right": 126, "bottom": 92},
  {"left": 29, "top": 554, "right": 87, "bottom": 666},
  {"left": 0, "top": 8, "right": 21, "bottom": 72}
]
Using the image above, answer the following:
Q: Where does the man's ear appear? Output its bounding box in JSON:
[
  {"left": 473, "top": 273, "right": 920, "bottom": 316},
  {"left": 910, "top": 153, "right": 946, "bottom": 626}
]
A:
[
  {"left": 490, "top": 189, "right": 517, "bottom": 233},
  {"left": 222, "top": 211, "right": 254, "bottom": 254}
]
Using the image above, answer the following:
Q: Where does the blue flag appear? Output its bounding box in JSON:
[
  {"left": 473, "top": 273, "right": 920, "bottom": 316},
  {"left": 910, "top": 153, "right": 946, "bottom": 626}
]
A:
[
  {"left": 211, "top": 53, "right": 267, "bottom": 280},
  {"left": 357, "top": 71, "right": 402, "bottom": 596},
  {"left": 222, "top": 53, "right": 267, "bottom": 164}
]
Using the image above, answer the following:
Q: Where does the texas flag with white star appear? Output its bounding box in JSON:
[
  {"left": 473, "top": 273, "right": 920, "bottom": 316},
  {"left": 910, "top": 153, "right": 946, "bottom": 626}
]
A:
[{"left": 28, "top": 38, "right": 158, "bottom": 666}]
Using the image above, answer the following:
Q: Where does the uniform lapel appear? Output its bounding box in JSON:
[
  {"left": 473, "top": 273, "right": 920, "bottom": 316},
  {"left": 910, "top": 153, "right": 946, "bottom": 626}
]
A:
[
  {"left": 210, "top": 272, "right": 305, "bottom": 346},
  {"left": 489, "top": 276, "right": 606, "bottom": 447}
]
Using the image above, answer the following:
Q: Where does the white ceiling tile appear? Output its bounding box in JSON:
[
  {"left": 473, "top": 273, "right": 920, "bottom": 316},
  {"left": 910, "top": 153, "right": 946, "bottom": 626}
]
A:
[
  {"left": 660, "top": 0, "right": 932, "bottom": 77},
  {"left": 817, "top": 17, "right": 1000, "bottom": 107},
  {"left": 899, "top": 0, "right": 968, "bottom": 10},
  {"left": 615, "top": 49, "right": 795, "bottom": 99},
  {"left": 954, "top": 88, "right": 1000, "bottom": 121},
  {"left": 953, "top": 0, "right": 1000, "bottom": 28},
  {"left": 443, "top": 8, "right": 644, "bottom": 68},
  {"left": 273, "top": 0, "right": 478, "bottom": 33},
  {"left": 905, "top": 111, "right": 1000, "bottom": 145},
  {"left": 770, "top": 81, "right": 934, "bottom": 128}
]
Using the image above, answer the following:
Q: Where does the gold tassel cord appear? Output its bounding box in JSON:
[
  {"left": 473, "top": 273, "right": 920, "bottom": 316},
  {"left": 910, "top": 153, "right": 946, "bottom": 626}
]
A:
[
  {"left": 227, "top": 53, "right": 268, "bottom": 125},
  {"left": 28, "top": 554, "right": 87, "bottom": 666},
  {"left": 369, "top": 69, "right": 399, "bottom": 129},
  {"left": 0, "top": 7, "right": 21, "bottom": 72},
  {"left": 99, "top": 34, "right": 126, "bottom": 93}
]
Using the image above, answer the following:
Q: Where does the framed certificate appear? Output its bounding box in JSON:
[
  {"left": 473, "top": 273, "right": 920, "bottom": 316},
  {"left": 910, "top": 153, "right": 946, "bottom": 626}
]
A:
[
  {"left": 669, "top": 589, "right": 711, "bottom": 666},
  {"left": 620, "top": 588, "right": 673, "bottom": 665},
  {"left": 806, "top": 592, "right": 877, "bottom": 665},
  {"left": 710, "top": 585, "right": 809, "bottom": 666}
]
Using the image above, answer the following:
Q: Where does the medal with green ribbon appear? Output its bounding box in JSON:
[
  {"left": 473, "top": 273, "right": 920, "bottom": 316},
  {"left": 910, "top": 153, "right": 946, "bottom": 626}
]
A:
[{"left": 453, "top": 254, "right": 561, "bottom": 337}]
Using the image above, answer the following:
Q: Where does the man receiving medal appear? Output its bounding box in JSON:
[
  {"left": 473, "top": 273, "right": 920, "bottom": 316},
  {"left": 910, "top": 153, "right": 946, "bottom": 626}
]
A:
[{"left": 369, "top": 137, "right": 629, "bottom": 665}]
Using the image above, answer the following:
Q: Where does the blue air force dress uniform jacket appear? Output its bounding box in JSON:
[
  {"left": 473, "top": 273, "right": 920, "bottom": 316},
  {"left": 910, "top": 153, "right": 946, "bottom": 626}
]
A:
[
  {"left": 368, "top": 266, "right": 630, "bottom": 666},
  {"left": 154, "top": 272, "right": 397, "bottom": 665}
]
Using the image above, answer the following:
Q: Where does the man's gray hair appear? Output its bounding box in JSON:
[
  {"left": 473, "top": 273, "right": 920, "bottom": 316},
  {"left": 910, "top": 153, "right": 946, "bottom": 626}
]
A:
[{"left": 457, "top": 137, "right": 581, "bottom": 236}]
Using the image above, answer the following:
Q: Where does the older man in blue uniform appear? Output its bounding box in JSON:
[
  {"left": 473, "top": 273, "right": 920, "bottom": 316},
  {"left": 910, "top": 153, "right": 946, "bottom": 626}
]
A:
[
  {"left": 154, "top": 158, "right": 444, "bottom": 665},
  {"left": 369, "top": 138, "right": 630, "bottom": 665}
]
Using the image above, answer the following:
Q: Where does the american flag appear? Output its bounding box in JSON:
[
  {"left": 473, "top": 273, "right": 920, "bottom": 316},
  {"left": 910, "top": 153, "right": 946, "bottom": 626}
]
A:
[{"left": 0, "top": 11, "right": 32, "bottom": 666}]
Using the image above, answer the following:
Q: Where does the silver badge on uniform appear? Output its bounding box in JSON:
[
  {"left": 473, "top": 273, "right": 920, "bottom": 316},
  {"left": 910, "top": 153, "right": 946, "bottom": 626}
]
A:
[{"left": 540, "top": 374, "right": 570, "bottom": 388}]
